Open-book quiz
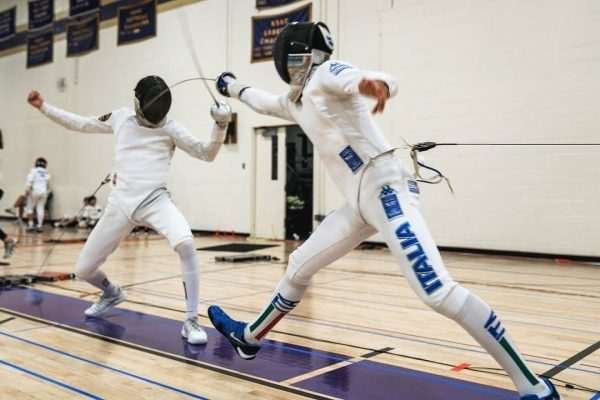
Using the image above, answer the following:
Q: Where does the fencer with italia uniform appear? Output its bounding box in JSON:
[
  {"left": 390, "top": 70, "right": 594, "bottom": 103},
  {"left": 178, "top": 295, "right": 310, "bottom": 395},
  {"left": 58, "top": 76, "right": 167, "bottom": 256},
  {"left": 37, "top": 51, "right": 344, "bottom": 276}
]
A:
[
  {"left": 25, "top": 157, "right": 51, "bottom": 232},
  {"left": 208, "top": 22, "right": 559, "bottom": 400},
  {"left": 27, "top": 75, "right": 232, "bottom": 344}
]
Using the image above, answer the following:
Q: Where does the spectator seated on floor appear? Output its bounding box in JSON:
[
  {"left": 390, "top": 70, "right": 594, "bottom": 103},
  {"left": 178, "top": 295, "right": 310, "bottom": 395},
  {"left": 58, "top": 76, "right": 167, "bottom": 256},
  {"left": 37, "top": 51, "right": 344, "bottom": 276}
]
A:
[{"left": 54, "top": 195, "right": 103, "bottom": 229}]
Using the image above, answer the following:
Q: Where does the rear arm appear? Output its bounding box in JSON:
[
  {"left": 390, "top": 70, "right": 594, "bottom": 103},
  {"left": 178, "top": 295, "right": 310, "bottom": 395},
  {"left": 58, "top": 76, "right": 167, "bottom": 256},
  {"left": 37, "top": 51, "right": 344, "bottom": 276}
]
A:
[{"left": 40, "top": 103, "right": 113, "bottom": 134}]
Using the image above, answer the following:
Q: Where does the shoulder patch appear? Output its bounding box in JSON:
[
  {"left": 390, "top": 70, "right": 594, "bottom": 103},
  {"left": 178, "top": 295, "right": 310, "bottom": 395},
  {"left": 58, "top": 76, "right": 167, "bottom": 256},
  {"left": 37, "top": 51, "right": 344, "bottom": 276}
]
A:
[
  {"left": 329, "top": 62, "right": 353, "bottom": 76},
  {"left": 98, "top": 112, "right": 112, "bottom": 122}
]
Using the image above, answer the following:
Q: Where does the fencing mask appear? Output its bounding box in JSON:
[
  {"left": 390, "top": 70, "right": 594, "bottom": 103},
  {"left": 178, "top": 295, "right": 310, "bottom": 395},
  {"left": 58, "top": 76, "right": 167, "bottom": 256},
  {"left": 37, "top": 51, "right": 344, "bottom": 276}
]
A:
[
  {"left": 273, "top": 21, "right": 334, "bottom": 102},
  {"left": 134, "top": 75, "right": 172, "bottom": 127},
  {"left": 35, "top": 157, "right": 47, "bottom": 168}
]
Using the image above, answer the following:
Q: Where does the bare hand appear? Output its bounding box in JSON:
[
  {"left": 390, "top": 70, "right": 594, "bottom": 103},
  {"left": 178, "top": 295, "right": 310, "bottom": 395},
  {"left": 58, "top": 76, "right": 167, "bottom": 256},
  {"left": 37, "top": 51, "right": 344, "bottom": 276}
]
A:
[
  {"left": 27, "top": 91, "right": 44, "bottom": 109},
  {"left": 358, "top": 79, "right": 390, "bottom": 114}
]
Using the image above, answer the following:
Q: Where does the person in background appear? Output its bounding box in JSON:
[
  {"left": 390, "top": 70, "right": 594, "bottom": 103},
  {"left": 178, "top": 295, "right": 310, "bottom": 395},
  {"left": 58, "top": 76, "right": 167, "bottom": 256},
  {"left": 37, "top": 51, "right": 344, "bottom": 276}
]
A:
[
  {"left": 0, "top": 189, "right": 17, "bottom": 258},
  {"left": 55, "top": 195, "right": 103, "bottom": 229},
  {"left": 79, "top": 196, "right": 103, "bottom": 229},
  {"left": 5, "top": 193, "right": 27, "bottom": 224},
  {"left": 25, "top": 157, "right": 51, "bottom": 233}
]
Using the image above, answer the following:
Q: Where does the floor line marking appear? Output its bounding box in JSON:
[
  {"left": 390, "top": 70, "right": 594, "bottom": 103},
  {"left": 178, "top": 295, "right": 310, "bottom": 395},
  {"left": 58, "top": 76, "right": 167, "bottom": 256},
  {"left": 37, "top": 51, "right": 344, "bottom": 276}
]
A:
[
  {"left": 282, "top": 347, "right": 394, "bottom": 385},
  {"left": 0, "top": 307, "right": 337, "bottom": 400},
  {"left": 543, "top": 340, "right": 600, "bottom": 378},
  {"left": 0, "top": 330, "right": 210, "bottom": 400},
  {"left": 0, "top": 316, "right": 15, "bottom": 325},
  {"left": 0, "top": 358, "right": 103, "bottom": 399},
  {"left": 40, "top": 283, "right": 600, "bottom": 376}
]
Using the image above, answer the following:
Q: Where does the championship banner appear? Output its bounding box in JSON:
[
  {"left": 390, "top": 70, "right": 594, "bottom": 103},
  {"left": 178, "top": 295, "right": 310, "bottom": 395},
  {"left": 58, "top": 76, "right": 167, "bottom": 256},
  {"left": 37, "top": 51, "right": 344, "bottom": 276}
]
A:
[
  {"left": 67, "top": 13, "right": 99, "bottom": 57},
  {"left": 27, "top": 28, "right": 53, "bottom": 68},
  {"left": 251, "top": 3, "right": 311, "bottom": 62},
  {"left": 69, "top": 0, "right": 100, "bottom": 17},
  {"left": 117, "top": 0, "right": 156, "bottom": 46},
  {"left": 0, "top": 7, "right": 16, "bottom": 41},
  {"left": 28, "top": 0, "right": 54, "bottom": 30},
  {"left": 256, "top": 0, "right": 304, "bottom": 9}
]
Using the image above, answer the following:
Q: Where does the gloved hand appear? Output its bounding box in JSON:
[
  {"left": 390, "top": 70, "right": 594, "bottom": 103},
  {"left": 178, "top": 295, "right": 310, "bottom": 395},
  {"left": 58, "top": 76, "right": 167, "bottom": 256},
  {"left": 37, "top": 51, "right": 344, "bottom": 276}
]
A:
[
  {"left": 210, "top": 101, "right": 232, "bottom": 128},
  {"left": 216, "top": 72, "right": 237, "bottom": 97}
]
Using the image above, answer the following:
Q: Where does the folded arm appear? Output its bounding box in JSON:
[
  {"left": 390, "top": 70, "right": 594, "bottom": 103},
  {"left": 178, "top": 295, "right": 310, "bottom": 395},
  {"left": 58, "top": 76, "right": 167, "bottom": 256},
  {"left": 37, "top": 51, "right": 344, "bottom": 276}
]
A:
[
  {"left": 171, "top": 122, "right": 227, "bottom": 162},
  {"left": 321, "top": 61, "right": 398, "bottom": 113}
]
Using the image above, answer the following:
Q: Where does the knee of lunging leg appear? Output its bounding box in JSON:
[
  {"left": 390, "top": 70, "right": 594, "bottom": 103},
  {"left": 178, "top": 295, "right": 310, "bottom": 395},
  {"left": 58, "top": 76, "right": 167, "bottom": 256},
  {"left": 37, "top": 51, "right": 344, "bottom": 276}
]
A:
[
  {"left": 285, "top": 252, "right": 313, "bottom": 287},
  {"left": 175, "top": 239, "right": 196, "bottom": 258},
  {"left": 426, "top": 284, "right": 470, "bottom": 319},
  {"left": 75, "top": 261, "right": 95, "bottom": 281}
]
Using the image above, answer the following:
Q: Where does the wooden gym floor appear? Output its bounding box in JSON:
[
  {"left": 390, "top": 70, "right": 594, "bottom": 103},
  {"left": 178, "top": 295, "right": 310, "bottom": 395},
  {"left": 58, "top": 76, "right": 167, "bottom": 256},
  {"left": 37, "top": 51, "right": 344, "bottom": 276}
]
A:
[{"left": 0, "top": 221, "right": 597, "bottom": 399}]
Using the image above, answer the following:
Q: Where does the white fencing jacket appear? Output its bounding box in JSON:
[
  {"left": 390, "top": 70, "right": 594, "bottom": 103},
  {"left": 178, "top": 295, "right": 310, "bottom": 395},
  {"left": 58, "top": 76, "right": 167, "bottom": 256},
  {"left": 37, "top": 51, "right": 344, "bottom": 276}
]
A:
[
  {"left": 40, "top": 103, "right": 226, "bottom": 217},
  {"left": 238, "top": 59, "right": 398, "bottom": 207}
]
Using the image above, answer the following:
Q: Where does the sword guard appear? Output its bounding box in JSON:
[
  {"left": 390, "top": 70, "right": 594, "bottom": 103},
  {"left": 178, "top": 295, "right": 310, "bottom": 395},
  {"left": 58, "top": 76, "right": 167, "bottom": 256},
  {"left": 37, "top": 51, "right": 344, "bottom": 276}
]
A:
[{"left": 412, "top": 142, "right": 437, "bottom": 152}]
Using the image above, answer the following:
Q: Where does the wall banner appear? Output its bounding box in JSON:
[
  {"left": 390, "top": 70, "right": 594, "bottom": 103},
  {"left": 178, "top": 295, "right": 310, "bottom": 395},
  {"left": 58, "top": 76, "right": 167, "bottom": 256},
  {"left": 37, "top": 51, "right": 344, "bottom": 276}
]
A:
[
  {"left": 251, "top": 3, "right": 311, "bottom": 63},
  {"left": 117, "top": 0, "right": 157, "bottom": 46},
  {"left": 70, "top": 0, "right": 100, "bottom": 17},
  {"left": 67, "top": 13, "right": 99, "bottom": 56},
  {"left": 29, "top": 0, "right": 54, "bottom": 30},
  {"left": 27, "top": 28, "right": 53, "bottom": 68},
  {"left": 0, "top": 7, "right": 16, "bottom": 41},
  {"left": 256, "top": 0, "right": 304, "bottom": 10}
]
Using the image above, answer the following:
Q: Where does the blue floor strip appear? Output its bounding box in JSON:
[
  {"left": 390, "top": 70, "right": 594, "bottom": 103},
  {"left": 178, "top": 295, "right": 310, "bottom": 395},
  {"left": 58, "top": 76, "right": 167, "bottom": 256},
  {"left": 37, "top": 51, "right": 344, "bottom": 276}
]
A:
[
  {"left": 0, "top": 287, "right": 526, "bottom": 400},
  {"left": 0, "top": 358, "right": 103, "bottom": 399},
  {"left": 0, "top": 331, "right": 209, "bottom": 400}
]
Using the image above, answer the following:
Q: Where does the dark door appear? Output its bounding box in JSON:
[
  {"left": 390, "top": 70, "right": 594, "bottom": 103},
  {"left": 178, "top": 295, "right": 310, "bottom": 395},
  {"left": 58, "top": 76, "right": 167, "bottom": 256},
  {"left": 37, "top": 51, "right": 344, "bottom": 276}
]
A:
[{"left": 285, "top": 126, "right": 313, "bottom": 240}]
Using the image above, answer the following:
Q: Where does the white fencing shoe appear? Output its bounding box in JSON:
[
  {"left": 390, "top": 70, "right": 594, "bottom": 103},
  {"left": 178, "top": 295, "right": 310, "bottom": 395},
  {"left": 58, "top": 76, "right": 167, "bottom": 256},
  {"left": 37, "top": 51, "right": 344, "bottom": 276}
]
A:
[
  {"left": 181, "top": 317, "right": 208, "bottom": 345},
  {"left": 84, "top": 287, "right": 126, "bottom": 318}
]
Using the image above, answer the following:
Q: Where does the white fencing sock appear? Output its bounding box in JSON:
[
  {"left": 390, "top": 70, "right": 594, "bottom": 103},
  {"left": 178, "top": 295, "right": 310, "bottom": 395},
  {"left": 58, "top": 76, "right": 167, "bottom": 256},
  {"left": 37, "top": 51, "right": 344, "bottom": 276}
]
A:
[
  {"left": 440, "top": 286, "right": 549, "bottom": 397},
  {"left": 36, "top": 203, "right": 45, "bottom": 227},
  {"left": 244, "top": 274, "right": 307, "bottom": 344},
  {"left": 84, "top": 270, "right": 118, "bottom": 296},
  {"left": 176, "top": 240, "right": 199, "bottom": 320}
]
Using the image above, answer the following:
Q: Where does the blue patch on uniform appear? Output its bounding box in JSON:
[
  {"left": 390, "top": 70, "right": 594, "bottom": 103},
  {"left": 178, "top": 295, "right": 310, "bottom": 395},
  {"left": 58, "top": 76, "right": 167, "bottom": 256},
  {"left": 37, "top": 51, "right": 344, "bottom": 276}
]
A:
[
  {"left": 339, "top": 146, "right": 364, "bottom": 173},
  {"left": 329, "top": 62, "right": 352, "bottom": 76},
  {"left": 484, "top": 311, "right": 506, "bottom": 342},
  {"left": 380, "top": 185, "right": 403, "bottom": 220},
  {"left": 407, "top": 180, "right": 420, "bottom": 194}
]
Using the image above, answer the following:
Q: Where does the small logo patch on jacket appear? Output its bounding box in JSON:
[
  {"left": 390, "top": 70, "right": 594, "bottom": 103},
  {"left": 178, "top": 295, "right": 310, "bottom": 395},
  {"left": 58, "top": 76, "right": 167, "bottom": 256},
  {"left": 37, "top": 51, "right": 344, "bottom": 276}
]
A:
[
  {"left": 339, "top": 146, "right": 364, "bottom": 173},
  {"left": 329, "top": 62, "right": 352, "bottom": 76},
  {"left": 380, "top": 185, "right": 403, "bottom": 220}
]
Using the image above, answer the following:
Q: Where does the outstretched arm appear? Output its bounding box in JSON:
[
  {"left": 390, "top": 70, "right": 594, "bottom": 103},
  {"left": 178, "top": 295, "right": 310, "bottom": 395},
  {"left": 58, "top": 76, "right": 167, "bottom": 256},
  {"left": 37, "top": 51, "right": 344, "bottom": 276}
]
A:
[
  {"left": 27, "top": 91, "right": 113, "bottom": 134},
  {"left": 216, "top": 72, "right": 294, "bottom": 122},
  {"left": 171, "top": 102, "right": 232, "bottom": 162}
]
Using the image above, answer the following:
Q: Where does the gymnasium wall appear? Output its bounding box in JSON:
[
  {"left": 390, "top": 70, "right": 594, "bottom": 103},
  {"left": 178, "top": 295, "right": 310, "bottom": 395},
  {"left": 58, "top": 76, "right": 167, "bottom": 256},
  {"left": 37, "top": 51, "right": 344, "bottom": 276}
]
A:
[{"left": 1, "top": 0, "right": 599, "bottom": 256}]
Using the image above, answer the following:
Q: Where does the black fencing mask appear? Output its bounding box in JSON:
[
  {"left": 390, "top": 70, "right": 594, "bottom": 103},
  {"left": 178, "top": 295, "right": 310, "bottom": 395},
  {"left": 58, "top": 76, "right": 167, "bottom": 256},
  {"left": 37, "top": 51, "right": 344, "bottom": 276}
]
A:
[
  {"left": 134, "top": 75, "right": 171, "bottom": 127},
  {"left": 273, "top": 21, "right": 334, "bottom": 102},
  {"left": 35, "top": 157, "right": 47, "bottom": 168}
]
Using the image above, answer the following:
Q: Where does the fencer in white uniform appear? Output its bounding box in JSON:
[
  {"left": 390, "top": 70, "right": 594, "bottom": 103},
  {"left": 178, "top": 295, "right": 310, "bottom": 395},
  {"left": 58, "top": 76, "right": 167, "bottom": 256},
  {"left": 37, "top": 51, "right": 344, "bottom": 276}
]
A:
[
  {"left": 27, "top": 75, "right": 232, "bottom": 344},
  {"left": 25, "top": 157, "right": 50, "bottom": 232},
  {"left": 208, "top": 22, "right": 559, "bottom": 399}
]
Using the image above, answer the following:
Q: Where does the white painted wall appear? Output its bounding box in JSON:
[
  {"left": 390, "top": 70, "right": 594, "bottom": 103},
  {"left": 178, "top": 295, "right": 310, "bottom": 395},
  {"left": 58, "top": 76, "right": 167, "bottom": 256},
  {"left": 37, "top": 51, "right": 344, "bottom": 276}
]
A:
[{"left": 1, "top": 0, "right": 599, "bottom": 255}]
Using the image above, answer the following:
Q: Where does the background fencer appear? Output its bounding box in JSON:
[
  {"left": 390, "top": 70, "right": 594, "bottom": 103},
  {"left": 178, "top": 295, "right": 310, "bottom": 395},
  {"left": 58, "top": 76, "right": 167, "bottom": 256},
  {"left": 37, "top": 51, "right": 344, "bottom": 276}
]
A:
[
  {"left": 208, "top": 21, "right": 559, "bottom": 400},
  {"left": 25, "top": 157, "right": 50, "bottom": 233},
  {"left": 27, "top": 75, "right": 232, "bottom": 344}
]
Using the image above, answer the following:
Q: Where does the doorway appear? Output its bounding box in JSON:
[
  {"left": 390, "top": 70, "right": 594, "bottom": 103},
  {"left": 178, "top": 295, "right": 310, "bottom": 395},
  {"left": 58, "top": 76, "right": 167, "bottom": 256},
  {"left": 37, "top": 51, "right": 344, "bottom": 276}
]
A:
[
  {"left": 253, "top": 125, "right": 313, "bottom": 240},
  {"left": 284, "top": 126, "right": 313, "bottom": 240}
]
